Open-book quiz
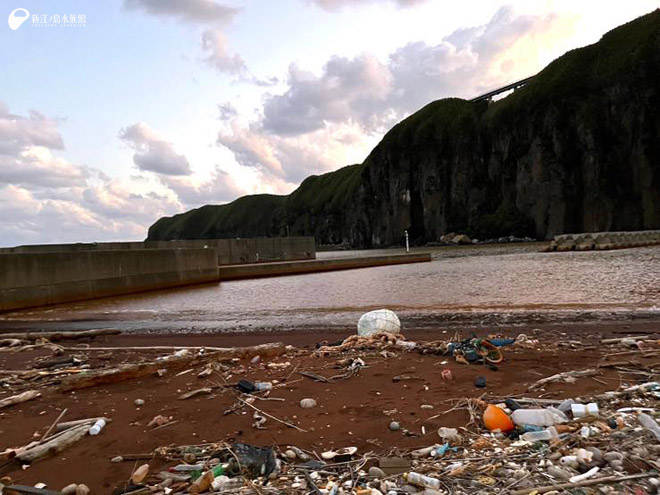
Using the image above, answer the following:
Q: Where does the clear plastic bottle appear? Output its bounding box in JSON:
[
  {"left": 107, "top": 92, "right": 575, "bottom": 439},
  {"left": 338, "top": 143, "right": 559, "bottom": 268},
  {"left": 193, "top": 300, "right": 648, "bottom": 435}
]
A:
[
  {"left": 404, "top": 472, "right": 441, "bottom": 489},
  {"left": 211, "top": 476, "right": 244, "bottom": 491},
  {"left": 88, "top": 418, "right": 106, "bottom": 435},
  {"left": 254, "top": 381, "right": 273, "bottom": 391},
  {"left": 638, "top": 413, "right": 660, "bottom": 441},
  {"left": 511, "top": 408, "right": 566, "bottom": 427},
  {"left": 521, "top": 430, "right": 553, "bottom": 442}
]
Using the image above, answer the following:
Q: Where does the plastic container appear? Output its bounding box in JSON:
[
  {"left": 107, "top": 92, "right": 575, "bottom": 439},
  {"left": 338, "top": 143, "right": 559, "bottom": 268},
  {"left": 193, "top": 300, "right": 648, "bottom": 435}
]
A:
[
  {"left": 571, "top": 402, "right": 598, "bottom": 418},
  {"left": 357, "top": 309, "right": 401, "bottom": 336},
  {"left": 511, "top": 408, "right": 567, "bottom": 427},
  {"left": 639, "top": 413, "right": 660, "bottom": 441},
  {"left": 88, "top": 418, "right": 106, "bottom": 435},
  {"left": 211, "top": 475, "right": 244, "bottom": 491},
  {"left": 254, "top": 382, "right": 273, "bottom": 391},
  {"left": 521, "top": 430, "right": 553, "bottom": 442},
  {"left": 404, "top": 472, "right": 441, "bottom": 489},
  {"left": 483, "top": 404, "right": 515, "bottom": 432}
]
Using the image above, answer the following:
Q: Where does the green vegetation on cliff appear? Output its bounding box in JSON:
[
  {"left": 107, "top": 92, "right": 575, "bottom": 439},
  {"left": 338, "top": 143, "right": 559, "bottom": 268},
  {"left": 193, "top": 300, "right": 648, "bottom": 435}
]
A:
[{"left": 148, "top": 10, "right": 660, "bottom": 245}]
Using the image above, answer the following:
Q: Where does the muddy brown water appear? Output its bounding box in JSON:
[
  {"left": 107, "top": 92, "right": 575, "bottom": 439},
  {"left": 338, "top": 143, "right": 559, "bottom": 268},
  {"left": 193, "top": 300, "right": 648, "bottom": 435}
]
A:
[{"left": 1, "top": 244, "right": 659, "bottom": 333}]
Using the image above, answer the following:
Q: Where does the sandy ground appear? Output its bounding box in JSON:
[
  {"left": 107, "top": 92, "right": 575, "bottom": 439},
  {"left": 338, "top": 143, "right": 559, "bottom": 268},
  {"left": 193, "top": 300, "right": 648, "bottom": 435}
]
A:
[{"left": 0, "top": 321, "right": 658, "bottom": 493}]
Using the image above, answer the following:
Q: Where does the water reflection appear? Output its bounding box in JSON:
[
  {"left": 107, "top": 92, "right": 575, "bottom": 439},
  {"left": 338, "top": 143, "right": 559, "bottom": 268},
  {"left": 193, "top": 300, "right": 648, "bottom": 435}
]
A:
[{"left": 2, "top": 245, "right": 659, "bottom": 332}]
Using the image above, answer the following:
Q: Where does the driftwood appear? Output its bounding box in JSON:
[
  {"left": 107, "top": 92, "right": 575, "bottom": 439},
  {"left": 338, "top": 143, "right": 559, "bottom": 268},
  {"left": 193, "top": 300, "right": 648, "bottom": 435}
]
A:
[
  {"left": 601, "top": 336, "right": 647, "bottom": 344},
  {"left": 63, "top": 345, "right": 228, "bottom": 352},
  {"left": 0, "top": 328, "right": 120, "bottom": 342},
  {"left": 178, "top": 388, "right": 214, "bottom": 400},
  {"left": 510, "top": 472, "right": 654, "bottom": 494},
  {"left": 54, "top": 417, "right": 109, "bottom": 433},
  {"left": 0, "top": 390, "right": 41, "bottom": 410},
  {"left": 59, "top": 342, "right": 287, "bottom": 392},
  {"left": 528, "top": 369, "right": 598, "bottom": 390},
  {"left": 16, "top": 424, "right": 89, "bottom": 462}
]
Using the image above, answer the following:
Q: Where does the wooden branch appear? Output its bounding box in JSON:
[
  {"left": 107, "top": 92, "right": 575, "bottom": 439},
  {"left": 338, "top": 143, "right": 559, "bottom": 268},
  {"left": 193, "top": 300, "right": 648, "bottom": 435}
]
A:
[
  {"left": 237, "top": 397, "right": 307, "bottom": 432},
  {"left": 509, "top": 472, "right": 654, "bottom": 494},
  {"left": 35, "top": 408, "right": 67, "bottom": 446},
  {"left": 0, "top": 328, "right": 121, "bottom": 341},
  {"left": 600, "top": 336, "right": 647, "bottom": 344},
  {"left": 54, "top": 417, "right": 109, "bottom": 433},
  {"left": 528, "top": 369, "right": 597, "bottom": 390},
  {"left": 16, "top": 424, "right": 89, "bottom": 462},
  {"left": 63, "top": 345, "right": 228, "bottom": 352},
  {"left": 58, "top": 342, "right": 287, "bottom": 392},
  {"left": 0, "top": 390, "right": 41, "bottom": 410}
]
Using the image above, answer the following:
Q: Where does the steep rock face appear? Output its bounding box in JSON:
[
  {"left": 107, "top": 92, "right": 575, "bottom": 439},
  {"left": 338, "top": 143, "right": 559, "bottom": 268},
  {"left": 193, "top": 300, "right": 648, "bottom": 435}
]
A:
[{"left": 148, "top": 10, "right": 660, "bottom": 247}]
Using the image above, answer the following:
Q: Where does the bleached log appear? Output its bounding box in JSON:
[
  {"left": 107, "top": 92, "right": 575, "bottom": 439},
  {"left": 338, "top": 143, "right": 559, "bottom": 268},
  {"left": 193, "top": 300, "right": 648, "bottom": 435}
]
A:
[
  {"left": 59, "top": 342, "right": 287, "bottom": 392},
  {"left": 0, "top": 390, "right": 41, "bottom": 410}
]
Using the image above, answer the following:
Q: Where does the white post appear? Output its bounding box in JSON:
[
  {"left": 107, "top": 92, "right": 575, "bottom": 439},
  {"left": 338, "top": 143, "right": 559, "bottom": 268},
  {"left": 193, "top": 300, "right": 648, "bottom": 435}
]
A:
[{"left": 405, "top": 230, "right": 409, "bottom": 253}]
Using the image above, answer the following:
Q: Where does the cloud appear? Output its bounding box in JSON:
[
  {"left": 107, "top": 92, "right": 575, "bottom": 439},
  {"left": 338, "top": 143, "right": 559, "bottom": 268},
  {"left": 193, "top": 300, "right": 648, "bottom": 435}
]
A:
[
  {"left": 119, "top": 122, "right": 192, "bottom": 176},
  {"left": 217, "top": 120, "right": 367, "bottom": 185},
  {"left": 259, "top": 6, "right": 574, "bottom": 138},
  {"left": 262, "top": 54, "right": 392, "bottom": 135},
  {"left": 201, "top": 29, "right": 248, "bottom": 76},
  {"left": 307, "top": 0, "right": 428, "bottom": 11},
  {"left": 0, "top": 147, "right": 88, "bottom": 188},
  {"left": 0, "top": 102, "right": 64, "bottom": 155},
  {"left": 159, "top": 167, "right": 246, "bottom": 205},
  {"left": 0, "top": 104, "right": 189, "bottom": 247},
  {"left": 122, "top": 0, "right": 239, "bottom": 24}
]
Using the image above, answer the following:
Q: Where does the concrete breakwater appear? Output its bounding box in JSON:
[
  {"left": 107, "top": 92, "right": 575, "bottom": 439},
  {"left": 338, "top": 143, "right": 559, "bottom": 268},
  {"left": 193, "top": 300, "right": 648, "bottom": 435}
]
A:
[
  {"left": 548, "top": 230, "right": 660, "bottom": 252},
  {"left": 0, "top": 237, "right": 315, "bottom": 312},
  {"left": 0, "top": 237, "right": 315, "bottom": 265},
  {"left": 217, "top": 253, "right": 433, "bottom": 280}
]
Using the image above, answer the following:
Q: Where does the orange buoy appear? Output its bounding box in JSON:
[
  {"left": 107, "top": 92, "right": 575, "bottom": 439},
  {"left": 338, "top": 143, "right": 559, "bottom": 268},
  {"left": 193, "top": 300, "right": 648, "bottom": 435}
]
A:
[{"left": 483, "top": 404, "right": 515, "bottom": 432}]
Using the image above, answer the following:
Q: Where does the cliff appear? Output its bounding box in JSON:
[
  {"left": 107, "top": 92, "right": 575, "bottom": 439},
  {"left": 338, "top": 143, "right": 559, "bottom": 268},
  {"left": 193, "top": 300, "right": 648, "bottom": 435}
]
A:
[{"left": 148, "top": 10, "right": 660, "bottom": 247}]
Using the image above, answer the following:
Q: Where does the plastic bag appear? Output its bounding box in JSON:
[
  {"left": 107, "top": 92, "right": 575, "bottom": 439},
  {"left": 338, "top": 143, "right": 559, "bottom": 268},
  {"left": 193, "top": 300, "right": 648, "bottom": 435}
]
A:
[{"left": 357, "top": 309, "right": 401, "bottom": 337}]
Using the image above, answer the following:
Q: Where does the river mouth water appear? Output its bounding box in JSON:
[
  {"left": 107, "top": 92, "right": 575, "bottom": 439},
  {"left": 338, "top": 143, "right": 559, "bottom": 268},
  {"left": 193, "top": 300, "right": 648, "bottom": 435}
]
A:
[{"left": 1, "top": 244, "right": 659, "bottom": 333}]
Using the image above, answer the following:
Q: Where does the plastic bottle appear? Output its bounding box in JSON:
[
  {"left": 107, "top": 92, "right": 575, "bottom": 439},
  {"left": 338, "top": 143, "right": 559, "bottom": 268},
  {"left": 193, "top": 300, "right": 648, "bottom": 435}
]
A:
[
  {"left": 571, "top": 402, "right": 598, "bottom": 418},
  {"left": 254, "top": 381, "right": 273, "bottom": 391},
  {"left": 211, "top": 476, "right": 244, "bottom": 492},
  {"left": 88, "top": 418, "right": 106, "bottom": 435},
  {"left": 510, "top": 408, "right": 566, "bottom": 427},
  {"left": 638, "top": 413, "right": 660, "bottom": 441},
  {"left": 521, "top": 430, "right": 553, "bottom": 442},
  {"left": 404, "top": 472, "right": 441, "bottom": 489}
]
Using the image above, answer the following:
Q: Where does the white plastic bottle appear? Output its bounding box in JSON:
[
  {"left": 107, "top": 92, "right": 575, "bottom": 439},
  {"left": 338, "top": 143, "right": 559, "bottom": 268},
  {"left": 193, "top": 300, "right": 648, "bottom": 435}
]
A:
[
  {"left": 404, "top": 472, "right": 441, "bottom": 489},
  {"left": 511, "top": 408, "right": 566, "bottom": 427},
  {"left": 89, "top": 418, "right": 106, "bottom": 435},
  {"left": 254, "top": 381, "right": 273, "bottom": 391},
  {"left": 638, "top": 413, "right": 660, "bottom": 441},
  {"left": 521, "top": 430, "right": 553, "bottom": 442}
]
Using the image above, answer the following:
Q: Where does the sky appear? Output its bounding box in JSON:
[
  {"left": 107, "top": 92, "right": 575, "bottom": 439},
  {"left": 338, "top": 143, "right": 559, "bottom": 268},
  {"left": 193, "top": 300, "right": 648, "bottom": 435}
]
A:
[{"left": 0, "top": 0, "right": 657, "bottom": 247}]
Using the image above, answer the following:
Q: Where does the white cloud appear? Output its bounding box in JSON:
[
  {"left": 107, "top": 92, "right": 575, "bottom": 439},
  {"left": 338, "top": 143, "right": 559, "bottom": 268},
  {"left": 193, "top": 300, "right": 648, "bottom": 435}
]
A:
[
  {"left": 307, "top": 0, "right": 428, "bottom": 11},
  {"left": 201, "top": 29, "right": 248, "bottom": 76},
  {"left": 119, "top": 122, "right": 192, "bottom": 176},
  {"left": 122, "top": 0, "right": 239, "bottom": 25},
  {"left": 259, "top": 6, "right": 575, "bottom": 139}
]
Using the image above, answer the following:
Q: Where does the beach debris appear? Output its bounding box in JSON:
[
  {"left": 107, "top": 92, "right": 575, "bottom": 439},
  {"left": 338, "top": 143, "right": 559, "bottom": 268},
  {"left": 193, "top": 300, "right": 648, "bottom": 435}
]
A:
[
  {"left": 528, "top": 368, "right": 598, "bottom": 390},
  {"left": 178, "top": 387, "right": 213, "bottom": 400},
  {"left": 133, "top": 398, "right": 144, "bottom": 407},
  {"left": 482, "top": 403, "right": 515, "bottom": 432},
  {"left": 357, "top": 309, "right": 401, "bottom": 337},
  {"left": 0, "top": 390, "right": 41, "bottom": 410},
  {"left": 299, "top": 398, "right": 317, "bottom": 409},
  {"left": 131, "top": 464, "right": 149, "bottom": 484}
]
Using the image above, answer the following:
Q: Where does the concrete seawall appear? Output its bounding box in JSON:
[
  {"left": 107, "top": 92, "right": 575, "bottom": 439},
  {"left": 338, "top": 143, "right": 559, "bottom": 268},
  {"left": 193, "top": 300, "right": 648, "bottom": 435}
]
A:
[
  {"left": 548, "top": 230, "right": 660, "bottom": 252},
  {"left": 217, "top": 253, "right": 432, "bottom": 280},
  {"left": 0, "top": 237, "right": 316, "bottom": 265},
  {"left": 0, "top": 248, "right": 220, "bottom": 312}
]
